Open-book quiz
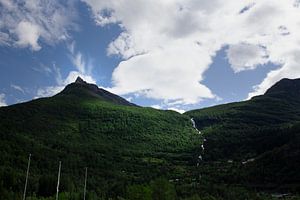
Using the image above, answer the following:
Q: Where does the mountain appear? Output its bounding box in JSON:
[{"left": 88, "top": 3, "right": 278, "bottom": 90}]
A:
[
  {"left": 1, "top": 77, "right": 300, "bottom": 199},
  {"left": 0, "top": 77, "right": 201, "bottom": 199},
  {"left": 185, "top": 78, "right": 300, "bottom": 190},
  {"left": 264, "top": 78, "right": 300, "bottom": 98},
  {"left": 57, "top": 76, "right": 137, "bottom": 107}
]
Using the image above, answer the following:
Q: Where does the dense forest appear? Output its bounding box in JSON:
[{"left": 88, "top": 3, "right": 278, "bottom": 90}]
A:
[
  {"left": 185, "top": 78, "right": 300, "bottom": 196},
  {"left": 1, "top": 78, "right": 300, "bottom": 199},
  {"left": 0, "top": 79, "right": 202, "bottom": 199}
]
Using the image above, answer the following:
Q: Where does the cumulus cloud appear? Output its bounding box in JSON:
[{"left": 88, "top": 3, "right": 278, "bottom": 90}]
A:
[
  {"left": 82, "top": 0, "right": 300, "bottom": 104},
  {"left": 110, "top": 46, "right": 215, "bottom": 104},
  {"left": 226, "top": 43, "right": 269, "bottom": 72},
  {"left": 15, "top": 21, "right": 41, "bottom": 50},
  {"left": 0, "top": 0, "right": 77, "bottom": 50},
  {"left": 0, "top": 93, "right": 7, "bottom": 107}
]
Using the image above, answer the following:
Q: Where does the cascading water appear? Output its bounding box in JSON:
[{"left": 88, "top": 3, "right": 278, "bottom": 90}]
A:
[{"left": 190, "top": 118, "right": 205, "bottom": 166}]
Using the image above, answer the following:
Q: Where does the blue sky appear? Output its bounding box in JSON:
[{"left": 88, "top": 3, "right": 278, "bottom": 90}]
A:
[{"left": 0, "top": 0, "right": 299, "bottom": 112}]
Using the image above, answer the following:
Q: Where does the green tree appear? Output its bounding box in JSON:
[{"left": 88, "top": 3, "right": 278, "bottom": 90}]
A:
[
  {"left": 150, "top": 178, "right": 176, "bottom": 200},
  {"left": 126, "top": 184, "right": 152, "bottom": 200}
]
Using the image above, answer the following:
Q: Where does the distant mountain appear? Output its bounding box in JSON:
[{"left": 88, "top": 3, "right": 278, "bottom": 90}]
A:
[
  {"left": 185, "top": 78, "right": 300, "bottom": 189},
  {"left": 0, "top": 77, "right": 200, "bottom": 199}
]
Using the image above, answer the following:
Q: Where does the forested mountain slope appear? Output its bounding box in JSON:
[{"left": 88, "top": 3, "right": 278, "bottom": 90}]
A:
[
  {"left": 185, "top": 78, "right": 300, "bottom": 190},
  {"left": 1, "top": 77, "right": 300, "bottom": 199},
  {"left": 0, "top": 77, "right": 201, "bottom": 199}
]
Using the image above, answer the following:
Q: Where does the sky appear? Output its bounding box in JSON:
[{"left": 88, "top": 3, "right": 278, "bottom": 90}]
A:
[{"left": 0, "top": 0, "right": 300, "bottom": 113}]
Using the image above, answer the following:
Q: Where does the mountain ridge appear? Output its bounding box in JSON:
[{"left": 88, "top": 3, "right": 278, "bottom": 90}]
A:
[
  {"left": 264, "top": 78, "right": 300, "bottom": 97},
  {"left": 56, "top": 76, "right": 137, "bottom": 107},
  {"left": 2, "top": 77, "right": 300, "bottom": 112}
]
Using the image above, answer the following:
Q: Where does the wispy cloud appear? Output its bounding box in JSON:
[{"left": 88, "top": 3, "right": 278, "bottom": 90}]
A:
[
  {"left": 68, "top": 41, "right": 94, "bottom": 74},
  {"left": 36, "top": 43, "right": 96, "bottom": 98},
  {"left": 11, "top": 84, "right": 25, "bottom": 94}
]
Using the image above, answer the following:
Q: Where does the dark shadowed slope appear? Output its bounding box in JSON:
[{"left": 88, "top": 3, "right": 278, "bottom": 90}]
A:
[{"left": 185, "top": 78, "right": 300, "bottom": 189}]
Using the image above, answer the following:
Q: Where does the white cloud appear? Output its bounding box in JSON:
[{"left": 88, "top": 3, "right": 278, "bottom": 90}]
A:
[
  {"left": 226, "top": 43, "right": 269, "bottom": 72},
  {"left": 0, "top": 93, "right": 7, "bottom": 107},
  {"left": 150, "top": 104, "right": 185, "bottom": 113},
  {"left": 248, "top": 50, "right": 300, "bottom": 99},
  {"left": 72, "top": 51, "right": 86, "bottom": 74},
  {"left": 0, "top": 0, "right": 76, "bottom": 50},
  {"left": 36, "top": 85, "right": 63, "bottom": 98},
  {"left": 151, "top": 105, "right": 162, "bottom": 110},
  {"left": 167, "top": 107, "right": 186, "bottom": 114},
  {"left": 68, "top": 42, "right": 94, "bottom": 74},
  {"left": 0, "top": 32, "right": 10, "bottom": 45},
  {"left": 109, "top": 45, "right": 215, "bottom": 104},
  {"left": 82, "top": 0, "right": 300, "bottom": 104},
  {"left": 15, "top": 21, "right": 41, "bottom": 50}
]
